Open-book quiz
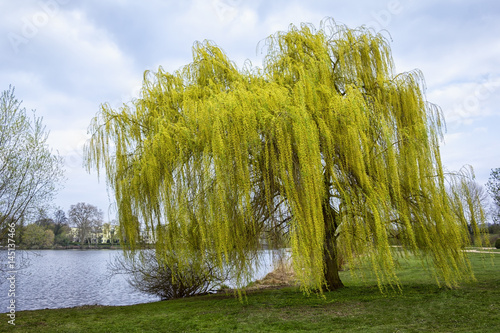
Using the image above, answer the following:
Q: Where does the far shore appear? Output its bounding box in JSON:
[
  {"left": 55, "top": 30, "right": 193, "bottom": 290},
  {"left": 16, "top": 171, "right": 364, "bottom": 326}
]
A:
[{"left": 0, "top": 245, "right": 153, "bottom": 250}]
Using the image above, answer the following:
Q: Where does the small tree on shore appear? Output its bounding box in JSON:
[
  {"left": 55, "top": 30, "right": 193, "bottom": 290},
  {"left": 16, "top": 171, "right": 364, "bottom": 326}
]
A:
[{"left": 109, "top": 250, "right": 229, "bottom": 299}]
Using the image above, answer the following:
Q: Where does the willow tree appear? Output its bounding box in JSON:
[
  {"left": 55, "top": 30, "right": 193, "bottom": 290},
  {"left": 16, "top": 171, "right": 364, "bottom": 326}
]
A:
[{"left": 85, "top": 21, "right": 485, "bottom": 292}]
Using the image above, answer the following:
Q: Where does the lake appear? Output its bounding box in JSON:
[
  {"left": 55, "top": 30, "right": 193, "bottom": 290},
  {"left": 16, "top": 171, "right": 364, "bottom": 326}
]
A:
[{"left": 0, "top": 249, "right": 278, "bottom": 312}]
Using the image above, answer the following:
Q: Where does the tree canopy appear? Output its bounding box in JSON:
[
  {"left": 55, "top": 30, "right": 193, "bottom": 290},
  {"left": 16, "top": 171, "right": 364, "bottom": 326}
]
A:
[
  {"left": 85, "top": 21, "right": 486, "bottom": 292},
  {"left": 0, "top": 86, "right": 65, "bottom": 233},
  {"left": 68, "top": 202, "right": 103, "bottom": 246}
]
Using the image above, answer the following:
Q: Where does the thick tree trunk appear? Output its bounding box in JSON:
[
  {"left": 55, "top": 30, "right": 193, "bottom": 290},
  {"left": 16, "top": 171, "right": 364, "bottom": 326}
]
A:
[
  {"left": 323, "top": 231, "right": 344, "bottom": 290},
  {"left": 323, "top": 201, "right": 344, "bottom": 290}
]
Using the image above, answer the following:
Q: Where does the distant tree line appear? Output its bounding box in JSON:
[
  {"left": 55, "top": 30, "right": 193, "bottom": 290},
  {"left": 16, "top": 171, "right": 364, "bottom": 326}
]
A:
[{"left": 2, "top": 203, "right": 122, "bottom": 249}]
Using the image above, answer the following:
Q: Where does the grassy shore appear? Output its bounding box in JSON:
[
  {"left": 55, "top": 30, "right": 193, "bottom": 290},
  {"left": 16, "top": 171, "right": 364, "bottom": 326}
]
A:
[{"left": 2, "top": 251, "right": 499, "bottom": 332}]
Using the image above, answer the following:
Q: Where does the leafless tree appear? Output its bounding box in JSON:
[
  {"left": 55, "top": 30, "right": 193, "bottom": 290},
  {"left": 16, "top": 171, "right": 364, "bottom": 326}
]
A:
[
  {"left": 448, "top": 169, "right": 489, "bottom": 243},
  {"left": 108, "top": 249, "right": 230, "bottom": 299},
  {"left": 68, "top": 202, "right": 103, "bottom": 246}
]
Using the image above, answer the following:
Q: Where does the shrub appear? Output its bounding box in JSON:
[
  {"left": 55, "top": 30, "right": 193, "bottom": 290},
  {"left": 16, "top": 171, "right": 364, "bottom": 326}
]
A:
[
  {"left": 109, "top": 250, "right": 229, "bottom": 300},
  {"left": 495, "top": 238, "right": 500, "bottom": 249}
]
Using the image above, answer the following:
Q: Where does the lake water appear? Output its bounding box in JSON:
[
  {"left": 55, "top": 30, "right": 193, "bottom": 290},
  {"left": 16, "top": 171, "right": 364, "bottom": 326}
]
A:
[{"left": 0, "top": 249, "right": 278, "bottom": 312}]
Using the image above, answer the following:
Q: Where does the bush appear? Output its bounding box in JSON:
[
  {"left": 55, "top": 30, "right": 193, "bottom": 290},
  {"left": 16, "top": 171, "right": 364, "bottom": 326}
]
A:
[
  {"left": 109, "top": 250, "right": 229, "bottom": 300},
  {"left": 488, "top": 223, "right": 500, "bottom": 234},
  {"left": 495, "top": 238, "right": 500, "bottom": 249}
]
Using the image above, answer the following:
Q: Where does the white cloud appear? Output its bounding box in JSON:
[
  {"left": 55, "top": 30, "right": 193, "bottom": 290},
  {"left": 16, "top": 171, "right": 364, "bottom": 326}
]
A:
[
  {"left": 175, "top": 0, "right": 258, "bottom": 37},
  {"left": 389, "top": 8, "right": 500, "bottom": 88},
  {"left": 260, "top": 2, "right": 324, "bottom": 35},
  {"left": 441, "top": 126, "right": 497, "bottom": 185},
  {"left": 41, "top": 10, "right": 139, "bottom": 94},
  {"left": 1, "top": 6, "right": 144, "bottom": 217},
  {"left": 427, "top": 75, "right": 500, "bottom": 126}
]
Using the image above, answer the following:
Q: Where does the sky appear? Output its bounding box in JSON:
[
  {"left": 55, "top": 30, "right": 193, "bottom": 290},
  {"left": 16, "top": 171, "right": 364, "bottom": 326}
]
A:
[{"left": 1, "top": 0, "right": 499, "bottom": 221}]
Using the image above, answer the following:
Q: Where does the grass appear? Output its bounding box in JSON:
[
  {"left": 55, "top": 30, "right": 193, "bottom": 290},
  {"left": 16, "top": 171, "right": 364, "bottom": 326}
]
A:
[{"left": 1, "top": 252, "right": 499, "bottom": 332}]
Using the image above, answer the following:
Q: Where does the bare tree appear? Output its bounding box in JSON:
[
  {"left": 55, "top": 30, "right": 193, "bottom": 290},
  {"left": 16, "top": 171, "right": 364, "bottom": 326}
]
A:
[
  {"left": 108, "top": 249, "right": 230, "bottom": 300},
  {"left": 0, "top": 86, "right": 64, "bottom": 237},
  {"left": 448, "top": 167, "right": 489, "bottom": 243},
  {"left": 54, "top": 208, "right": 68, "bottom": 225},
  {"left": 52, "top": 209, "right": 70, "bottom": 243},
  {"left": 487, "top": 168, "right": 500, "bottom": 223},
  {"left": 68, "top": 203, "right": 103, "bottom": 246}
]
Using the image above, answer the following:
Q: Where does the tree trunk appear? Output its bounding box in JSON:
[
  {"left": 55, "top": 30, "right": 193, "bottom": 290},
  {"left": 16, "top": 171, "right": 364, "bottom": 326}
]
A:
[
  {"left": 323, "top": 231, "right": 344, "bottom": 290},
  {"left": 323, "top": 202, "right": 344, "bottom": 290}
]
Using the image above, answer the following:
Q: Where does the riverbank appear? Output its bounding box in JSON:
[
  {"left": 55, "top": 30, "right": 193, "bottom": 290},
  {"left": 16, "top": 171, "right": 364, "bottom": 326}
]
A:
[{"left": 2, "top": 252, "right": 498, "bottom": 332}]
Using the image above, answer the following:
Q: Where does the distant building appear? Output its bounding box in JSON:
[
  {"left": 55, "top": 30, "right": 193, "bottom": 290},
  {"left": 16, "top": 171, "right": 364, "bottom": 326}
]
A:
[
  {"left": 102, "top": 223, "right": 119, "bottom": 244},
  {"left": 69, "top": 223, "right": 154, "bottom": 245},
  {"left": 69, "top": 227, "right": 79, "bottom": 243}
]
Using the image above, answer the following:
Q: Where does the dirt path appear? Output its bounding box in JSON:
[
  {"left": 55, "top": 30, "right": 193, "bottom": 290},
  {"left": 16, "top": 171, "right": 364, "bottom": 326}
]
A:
[{"left": 464, "top": 249, "right": 500, "bottom": 254}]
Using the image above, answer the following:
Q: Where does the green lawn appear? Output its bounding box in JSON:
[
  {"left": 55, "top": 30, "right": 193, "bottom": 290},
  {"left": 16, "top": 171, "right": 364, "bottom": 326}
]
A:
[{"left": 2, "top": 252, "right": 499, "bottom": 332}]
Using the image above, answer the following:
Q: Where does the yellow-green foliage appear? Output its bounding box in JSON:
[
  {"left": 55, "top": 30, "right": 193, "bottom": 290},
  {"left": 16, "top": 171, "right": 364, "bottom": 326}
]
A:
[{"left": 85, "top": 20, "right": 486, "bottom": 292}]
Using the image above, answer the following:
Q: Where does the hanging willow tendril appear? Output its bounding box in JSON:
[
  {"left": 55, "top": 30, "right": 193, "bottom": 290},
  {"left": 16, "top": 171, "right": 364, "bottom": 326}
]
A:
[{"left": 85, "top": 20, "right": 487, "bottom": 295}]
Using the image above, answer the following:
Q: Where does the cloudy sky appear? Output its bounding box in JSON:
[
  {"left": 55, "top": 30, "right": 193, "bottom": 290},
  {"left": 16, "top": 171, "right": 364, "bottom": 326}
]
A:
[{"left": 1, "top": 0, "right": 499, "bottom": 220}]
